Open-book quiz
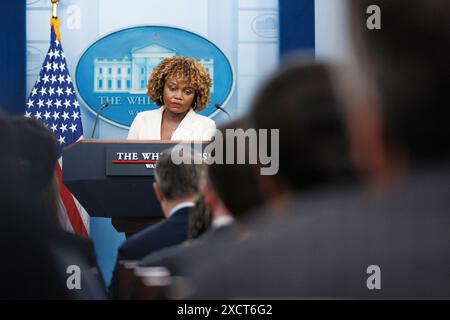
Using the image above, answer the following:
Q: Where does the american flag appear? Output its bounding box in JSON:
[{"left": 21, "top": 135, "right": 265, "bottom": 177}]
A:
[{"left": 25, "top": 23, "right": 89, "bottom": 236}]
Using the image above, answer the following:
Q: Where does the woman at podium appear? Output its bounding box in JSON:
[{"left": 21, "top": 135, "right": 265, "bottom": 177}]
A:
[{"left": 127, "top": 56, "right": 216, "bottom": 141}]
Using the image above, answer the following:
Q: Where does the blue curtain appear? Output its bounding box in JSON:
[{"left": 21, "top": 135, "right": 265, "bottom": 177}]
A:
[
  {"left": 0, "top": 1, "right": 26, "bottom": 115},
  {"left": 279, "top": 0, "right": 315, "bottom": 57}
]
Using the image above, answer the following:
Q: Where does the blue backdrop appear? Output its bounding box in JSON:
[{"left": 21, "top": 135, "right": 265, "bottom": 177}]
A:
[
  {"left": 280, "top": 0, "right": 315, "bottom": 57},
  {"left": 0, "top": 1, "right": 26, "bottom": 115}
]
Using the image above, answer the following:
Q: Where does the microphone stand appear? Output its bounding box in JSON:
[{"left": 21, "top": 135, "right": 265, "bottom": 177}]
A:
[
  {"left": 91, "top": 102, "right": 109, "bottom": 138},
  {"left": 214, "top": 103, "right": 231, "bottom": 120}
]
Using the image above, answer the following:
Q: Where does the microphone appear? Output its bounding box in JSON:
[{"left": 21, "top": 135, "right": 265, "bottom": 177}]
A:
[
  {"left": 91, "top": 101, "right": 110, "bottom": 138},
  {"left": 214, "top": 103, "right": 231, "bottom": 120}
]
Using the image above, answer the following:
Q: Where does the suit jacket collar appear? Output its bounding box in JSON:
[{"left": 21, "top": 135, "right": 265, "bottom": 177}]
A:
[
  {"left": 171, "top": 107, "right": 197, "bottom": 140},
  {"left": 154, "top": 106, "right": 196, "bottom": 140},
  {"left": 201, "top": 222, "right": 240, "bottom": 242},
  {"left": 152, "top": 106, "right": 164, "bottom": 139},
  {"left": 167, "top": 202, "right": 195, "bottom": 218}
]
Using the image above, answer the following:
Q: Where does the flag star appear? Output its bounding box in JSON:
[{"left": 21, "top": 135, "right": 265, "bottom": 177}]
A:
[
  {"left": 55, "top": 38, "right": 60, "bottom": 46},
  {"left": 36, "top": 77, "right": 41, "bottom": 83},
  {"left": 64, "top": 99, "right": 71, "bottom": 108},
  {"left": 43, "top": 111, "right": 51, "bottom": 120},
  {"left": 34, "top": 111, "right": 42, "bottom": 120},
  {"left": 45, "top": 99, "right": 53, "bottom": 108},
  {"left": 25, "top": 111, "right": 32, "bottom": 118},
  {"left": 26, "top": 99, "right": 34, "bottom": 108},
  {"left": 54, "top": 49, "right": 60, "bottom": 58},
  {"left": 31, "top": 87, "right": 38, "bottom": 96},
  {"left": 58, "top": 74, "right": 65, "bottom": 83},
  {"left": 71, "top": 111, "right": 80, "bottom": 120},
  {"left": 61, "top": 51, "right": 65, "bottom": 59},
  {"left": 50, "top": 75, "right": 57, "bottom": 84},
  {"left": 48, "top": 50, "right": 54, "bottom": 59},
  {"left": 52, "top": 111, "right": 60, "bottom": 121},
  {"left": 48, "top": 87, "right": 55, "bottom": 96},
  {"left": 72, "top": 100, "right": 80, "bottom": 108},
  {"left": 54, "top": 99, "right": 62, "bottom": 108},
  {"left": 66, "top": 75, "right": 72, "bottom": 84},
  {"left": 50, "top": 123, "right": 58, "bottom": 132},
  {"left": 39, "top": 87, "right": 47, "bottom": 96},
  {"left": 60, "top": 123, "right": 68, "bottom": 133},
  {"left": 58, "top": 135, "right": 66, "bottom": 145},
  {"left": 45, "top": 62, "right": 52, "bottom": 71},
  {"left": 52, "top": 62, "right": 59, "bottom": 71},
  {"left": 37, "top": 99, "right": 45, "bottom": 108},
  {"left": 65, "top": 87, "right": 73, "bottom": 95},
  {"left": 56, "top": 87, "right": 64, "bottom": 96},
  {"left": 42, "top": 74, "right": 50, "bottom": 84},
  {"left": 62, "top": 111, "right": 70, "bottom": 121},
  {"left": 69, "top": 123, "right": 77, "bottom": 133},
  {"left": 59, "top": 63, "right": 66, "bottom": 72}
]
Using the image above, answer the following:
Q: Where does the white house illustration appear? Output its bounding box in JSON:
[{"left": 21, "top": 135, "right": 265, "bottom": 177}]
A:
[{"left": 94, "top": 43, "right": 214, "bottom": 94}]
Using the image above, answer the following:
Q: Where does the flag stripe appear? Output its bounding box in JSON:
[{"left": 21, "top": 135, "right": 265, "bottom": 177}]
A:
[
  {"left": 58, "top": 155, "right": 90, "bottom": 232},
  {"left": 73, "top": 196, "right": 90, "bottom": 232},
  {"left": 57, "top": 197, "right": 75, "bottom": 233},
  {"left": 56, "top": 163, "right": 88, "bottom": 236}
]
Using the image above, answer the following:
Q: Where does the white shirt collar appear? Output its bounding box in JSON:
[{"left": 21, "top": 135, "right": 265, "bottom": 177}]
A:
[
  {"left": 212, "top": 215, "right": 234, "bottom": 229},
  {"left": 167, "top": 201, "right": 195, "bottom": 218}
]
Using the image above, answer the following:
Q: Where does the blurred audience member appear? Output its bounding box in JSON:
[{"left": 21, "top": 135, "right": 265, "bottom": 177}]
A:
[
  {"left": 1, "top": 116, "right": 106, "bottom": 299},
  {"left": 252, "top": 61, "right": 355, "bottom": 214},
  {"left": 184, "top": 0, "right": 450, "bottom": 299}
]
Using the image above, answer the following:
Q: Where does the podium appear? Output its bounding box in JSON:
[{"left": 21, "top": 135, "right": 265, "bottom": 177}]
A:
[{"left": 62, "top": 139, "right": 205, "bottom": 236}]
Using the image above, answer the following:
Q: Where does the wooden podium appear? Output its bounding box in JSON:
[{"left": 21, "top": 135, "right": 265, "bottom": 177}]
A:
[{"left": 62, "top": 139, "right": 204, "bottom": 236}]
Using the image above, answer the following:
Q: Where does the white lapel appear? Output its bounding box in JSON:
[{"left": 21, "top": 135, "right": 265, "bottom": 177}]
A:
[
  {"left": 172, "top": 108, "right": 196, "bottom": 140},
  {"left": 151, "top": 106, "right": 164, "bottom": 139}
]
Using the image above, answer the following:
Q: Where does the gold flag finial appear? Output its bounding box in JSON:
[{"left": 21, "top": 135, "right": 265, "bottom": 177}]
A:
[
  {"left": 51, "top": 0, "right": 59, "bottom": 18},
  {"left": 50, "top": 1, "right": 62, "bottom": 43}
]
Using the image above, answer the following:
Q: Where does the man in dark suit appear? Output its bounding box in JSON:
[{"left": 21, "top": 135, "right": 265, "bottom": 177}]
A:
[
  {"left": 117, "top": 150, "right": 204, "bottom": 259},
  {"left": 182, "top": 0, "right": 450, "bottom": 299},
  {"left": 109, "top": 148, "right": 204, "bottom": 297}
]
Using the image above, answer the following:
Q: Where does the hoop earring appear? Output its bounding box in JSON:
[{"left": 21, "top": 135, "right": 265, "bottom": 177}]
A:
[
  {"left": 159, "top": 95, "right": 163, "bottom": 105},
  {"left": 193, "top": 97, "right": 199, "bottom": 110}
]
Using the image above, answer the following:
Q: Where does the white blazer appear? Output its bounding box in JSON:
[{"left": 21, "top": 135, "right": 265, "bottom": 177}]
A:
[{"left": 127, "top": 106, "right": 216, "bottom": 141}]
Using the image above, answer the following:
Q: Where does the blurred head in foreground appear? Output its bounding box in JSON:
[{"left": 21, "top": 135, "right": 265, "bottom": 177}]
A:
[
  {"left": 344, "top": 0, "right": 450, "bottom": 187},
  {"left": 249, "top": 61, "right": 355, "bottom": 206}
]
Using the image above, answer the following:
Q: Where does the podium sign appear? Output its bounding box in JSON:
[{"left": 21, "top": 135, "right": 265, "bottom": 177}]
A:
[
  {"left": 106, "top": 144, "right": 166, "bottom": 176},
  {"left": 62, "top": 140, "right": 206, "bottom": 220}
]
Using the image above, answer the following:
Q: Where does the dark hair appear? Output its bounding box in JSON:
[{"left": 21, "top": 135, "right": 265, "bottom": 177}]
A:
[
  {"left": 348, "top": 0, "right": 450, "bottom": 164},
  {"left": 11, "top": 117, "right": 60, "bottom": 227},
  {"left": 0, "top": 115, "right": 69, "bottom": 298},
  {"left": 207, "top": 117, "right": 263, "bottom": 218},
  {"left": 250, "top": 61, "right": 355, "bottom": 191},
  {"left": 154, "top": 148, "right": 205, "bottom": 201},
  {"left": 0, "top": 115, "right": 19, "bottom": 207},
  {"left": 12, "top": 117, "right": 58, "bottom": 194},
  {"left": 188, "top": 195, "right": 213, "bottom": 240}
]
